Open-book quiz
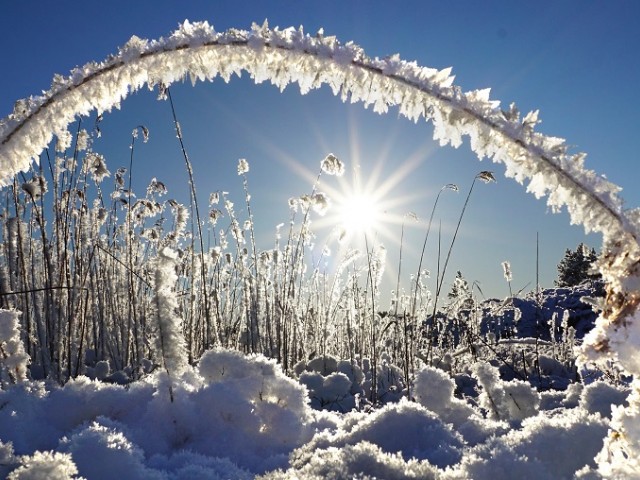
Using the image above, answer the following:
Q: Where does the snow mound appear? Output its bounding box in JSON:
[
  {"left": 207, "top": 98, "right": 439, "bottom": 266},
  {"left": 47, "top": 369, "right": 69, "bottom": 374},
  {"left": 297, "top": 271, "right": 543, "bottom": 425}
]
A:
[
  {"left": 263, "top": 441, "right": 439, "bottom": 480},
  {"left": 451, "top": 408, "right": 609, "bottom": 480},
  {"left": 0, "top": 348, "right": 325, "bottom": 477},
  {"left": 579, "top": 380, "right": 630, "bottom": 419},
  {"left": 413, "top": 366, "right": 509, "bottom": 445},
  {"left": 297, "top": 399, "right": 464, "bottom": 469}
]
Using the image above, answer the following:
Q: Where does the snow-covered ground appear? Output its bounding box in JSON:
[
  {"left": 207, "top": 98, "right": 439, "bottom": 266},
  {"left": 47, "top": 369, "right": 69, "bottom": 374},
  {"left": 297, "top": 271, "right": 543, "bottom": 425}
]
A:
[{"left": 0, "top": 285, "right": 630, "bottom": 479}]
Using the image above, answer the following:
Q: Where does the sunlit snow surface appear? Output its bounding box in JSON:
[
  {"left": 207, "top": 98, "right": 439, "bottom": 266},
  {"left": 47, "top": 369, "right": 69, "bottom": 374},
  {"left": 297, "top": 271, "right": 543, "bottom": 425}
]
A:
[
  {"left": 0, "top": 345, "right": 623, "bottom": 479},
  {"left": 0, "top": 288, "right": 630, "bottom": 479}
]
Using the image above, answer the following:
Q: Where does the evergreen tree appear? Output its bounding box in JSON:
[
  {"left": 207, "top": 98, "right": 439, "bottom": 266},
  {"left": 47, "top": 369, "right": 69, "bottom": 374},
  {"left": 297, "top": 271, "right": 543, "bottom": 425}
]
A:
[{"left": 555, "top": 243, "right": 601, "bottom": 287}]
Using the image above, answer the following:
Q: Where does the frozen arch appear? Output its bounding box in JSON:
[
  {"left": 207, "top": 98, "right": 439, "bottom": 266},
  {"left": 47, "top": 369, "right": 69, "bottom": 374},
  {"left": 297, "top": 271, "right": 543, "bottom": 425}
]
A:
[{"left": 1, "top": 20, "right": 639, "bottom": 472}]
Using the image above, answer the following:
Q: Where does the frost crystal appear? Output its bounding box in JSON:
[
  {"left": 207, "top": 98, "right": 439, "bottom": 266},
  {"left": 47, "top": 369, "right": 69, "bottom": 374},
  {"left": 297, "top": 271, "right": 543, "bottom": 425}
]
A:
[
  {"left": 82, "top": 152, "right": 110, "bottom": 183},
  {"left": 502, "top": 261, "right": 512, "bottom": 282},
  {"left": 321, "top": 153, "right": 345, "bottom": 176},
  {"left": 237, "top": 158, "right": 249, "bottom": 175}
]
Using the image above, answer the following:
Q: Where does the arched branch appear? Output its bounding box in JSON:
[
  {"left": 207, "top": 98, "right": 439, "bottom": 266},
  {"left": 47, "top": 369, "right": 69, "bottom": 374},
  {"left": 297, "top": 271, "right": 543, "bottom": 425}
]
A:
[{"left": 1, "top": 18, "right": 639, "bottom": 372}]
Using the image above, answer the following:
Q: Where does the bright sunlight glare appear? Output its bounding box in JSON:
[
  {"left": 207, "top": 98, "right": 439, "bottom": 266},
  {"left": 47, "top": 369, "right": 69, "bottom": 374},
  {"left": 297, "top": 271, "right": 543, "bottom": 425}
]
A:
[{"left": 338, "top": 192, "right": 381, "bottom": 236}]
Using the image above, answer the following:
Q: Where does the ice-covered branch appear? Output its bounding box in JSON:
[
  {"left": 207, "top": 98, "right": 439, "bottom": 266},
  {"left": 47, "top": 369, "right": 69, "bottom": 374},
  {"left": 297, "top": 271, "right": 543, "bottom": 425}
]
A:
[{"left": 0, "top": 21, "right": 634, "bottom": 244}]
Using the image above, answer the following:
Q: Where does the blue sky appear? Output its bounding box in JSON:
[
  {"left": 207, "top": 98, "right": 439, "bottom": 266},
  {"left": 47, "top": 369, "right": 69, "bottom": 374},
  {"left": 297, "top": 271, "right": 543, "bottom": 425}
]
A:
[{"left": 1, "top": 1, "right": 639, "bottom": 302}]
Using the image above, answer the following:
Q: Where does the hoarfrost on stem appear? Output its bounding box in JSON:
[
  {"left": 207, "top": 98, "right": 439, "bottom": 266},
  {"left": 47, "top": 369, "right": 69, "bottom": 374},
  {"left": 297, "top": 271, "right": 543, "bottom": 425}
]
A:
[
  {"left": 321, "top": 153, "right": 345, "bottom": 176},
  {"left": 0, "top": 310, "right": 30, "bottom": 386},
  {"left": 237, "top": 158, "right": 249, "bottom": 175},
  {"left": 501, "top": 261, "right": 512, "bottom": 283},
  {"left": 154, "top": 247, "right": 187, "bottom": 379}
]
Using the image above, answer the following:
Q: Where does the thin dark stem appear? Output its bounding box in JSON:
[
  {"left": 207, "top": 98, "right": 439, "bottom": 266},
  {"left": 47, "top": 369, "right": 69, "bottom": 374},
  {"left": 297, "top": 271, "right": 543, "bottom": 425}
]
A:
[
  {"left": 364, "top": 232, "right": 379, "bottom": 404},
  {"left": 166, "top": 87, "right": 217, "bottom": 348},
  {"left": 394, "top": 220, "right": 405, "bottom": 320},
  {"left": 0, "top": 285, "right": 89, "bottom": 297},
  {"left": 435, "top": 177, "right": 477, "bottom": 304},
  {"left": 126, "top": 130, "right": 138, "bottom": 369},
  {"left": 412, "top": 185, "right": 455, "bottom": 318}
]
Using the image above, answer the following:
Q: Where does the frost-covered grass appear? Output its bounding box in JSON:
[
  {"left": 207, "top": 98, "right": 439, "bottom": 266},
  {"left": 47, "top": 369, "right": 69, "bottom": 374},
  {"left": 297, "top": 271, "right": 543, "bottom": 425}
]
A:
[
  {"left": 0, "top": 130, "right": 629, "bottom": 477},
  {"left": 0, "top": 132, "right": 407, "bottom": 388},
  {"left": 0, "top": 125, "right": 604, "bottom": 397}
]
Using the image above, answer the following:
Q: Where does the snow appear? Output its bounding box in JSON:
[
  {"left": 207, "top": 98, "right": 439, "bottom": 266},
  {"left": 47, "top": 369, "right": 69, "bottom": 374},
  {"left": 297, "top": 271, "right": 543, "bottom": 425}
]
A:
[
  {"left": 451, "top": 409, "right": 608, "bottom": 480},
  {"left": 0, "top": 300, "right": 631, "bottom": 479},
  {"left": 0, "top": 351, "right": 319, "bottom": 477},
  {"left": 0, "top": 358, "right": 620, "bottom": 479},
  {"left": 1, "top": 19, "right": 640, "bottom": 477}
]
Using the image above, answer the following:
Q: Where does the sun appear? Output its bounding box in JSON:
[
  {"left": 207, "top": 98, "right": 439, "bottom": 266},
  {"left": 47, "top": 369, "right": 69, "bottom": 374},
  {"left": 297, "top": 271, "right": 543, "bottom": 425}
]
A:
[
  {"left": 297, "top": 150, "right": 431, "bottom": 255},
  {"left": 338, "top": 191, "right": 381, "bottom": 237}
]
